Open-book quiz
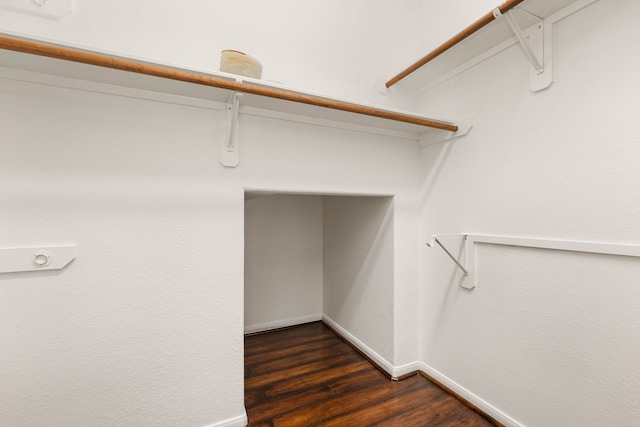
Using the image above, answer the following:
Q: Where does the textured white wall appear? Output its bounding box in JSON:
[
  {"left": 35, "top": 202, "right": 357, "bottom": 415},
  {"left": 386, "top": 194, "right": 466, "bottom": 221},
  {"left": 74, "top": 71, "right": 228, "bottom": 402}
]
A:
[
  {"left": 0, "top": 81, "right": 422, "bottom": 426},
  {"left": 323, "top": 196, "right": 394, "bottom": 363},
  {"left": 418, "top": 1, "right": 640, "bottom": 426},
  {"left": 417, "top": 0, "right": 501, "bottom": 52},
  {"left": 0, "top": 0, "right": 423, "bottom": 107},
  {"left": 244, "top": 194, "right": 323, "bottom": 333},
  {"left": 244, "top": 193, "right": 402, "bottom": 369},
  {"left": 0, "top": 2, "right": 426, "bottom": 425},
  {"left": 7, "top": 0, "right": 637, "bottom": 425},
  {"left": 0, "top": 80, "right": 246, "bottom": 426}
]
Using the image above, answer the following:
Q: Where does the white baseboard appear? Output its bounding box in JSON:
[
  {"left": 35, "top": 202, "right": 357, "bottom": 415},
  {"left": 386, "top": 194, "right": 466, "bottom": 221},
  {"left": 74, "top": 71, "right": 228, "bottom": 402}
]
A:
[
  {"left": 244, "top": 313, "right": 322, "bottom": 334},
  {"left": 419, "top": 362, "right": 525, "bottom": 427},
  {"left": 204, "top": 409, "right": 248, "bottom": 427},
  {"left": 320, "top": 317, "right": 523, "bottom": 425},
  {"left": 246, "top": 315, "right": 522, "bottom": 426},
  {"left": 321, "top": 315, "right": 404, "bottom": 378},
  {"left": 393, "top": 361, "right": 422, "bottom": 378}
]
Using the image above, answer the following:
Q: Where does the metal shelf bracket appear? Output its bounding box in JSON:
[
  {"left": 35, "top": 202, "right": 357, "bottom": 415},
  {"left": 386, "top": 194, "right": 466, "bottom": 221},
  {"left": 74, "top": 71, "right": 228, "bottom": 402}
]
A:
[
  {"left": 501, "top": 9, "right": 544, "bottom": 74},
  {"left": 426, "top": 234, "right": 472, "bottom": 288},
  {"left": 419, "top": 117, "right": 473, "bottom": 148},
  {"left": 495, "top": 7, "right": 552, "bottom": 92},
  {"left": 220, "top": 89, "right": 242, "bottom": 168}
]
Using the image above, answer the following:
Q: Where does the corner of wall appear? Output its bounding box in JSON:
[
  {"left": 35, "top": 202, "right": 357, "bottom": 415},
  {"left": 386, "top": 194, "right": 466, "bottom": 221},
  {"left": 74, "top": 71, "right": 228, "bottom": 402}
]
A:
[
  {"left": 322, "top": 315, "right": 419, "bottom": 380},
  {"left": 418, "top": 362, "right": 524, "bottom": 427}
]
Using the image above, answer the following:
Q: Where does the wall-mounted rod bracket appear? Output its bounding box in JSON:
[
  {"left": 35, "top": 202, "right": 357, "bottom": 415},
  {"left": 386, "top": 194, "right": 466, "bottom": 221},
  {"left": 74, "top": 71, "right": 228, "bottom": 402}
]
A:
[
  {"left": 227, "top": 91, "right": 241, "bottom": 152},
  {"left": 426, "top": 234, "right": 469, "bottom": 277},
  {"left": 500, "top": 9, "right": 544, "bottom": 74},
  {"left": 493, "top": 7, "right": 551, "bottom": 92},
  {"left": 220, "top": 88, "right": 242, "bottom": 168},
  {"left": 419, "top": 117, "right": 473, "bottom": 148}
]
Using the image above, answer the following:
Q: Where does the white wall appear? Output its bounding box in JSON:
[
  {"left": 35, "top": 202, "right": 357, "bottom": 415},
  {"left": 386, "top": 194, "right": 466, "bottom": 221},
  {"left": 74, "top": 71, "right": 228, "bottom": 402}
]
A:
[
  {"left": 0, "top": 3, "right": 427, "bottom": 425},
  {"left": 323, "top": 196, "right": 394, "bottom": 364},
  {"left": 244, "top": 194, "right": 323, "bottom": 333},
  {"left": 417, "top": 0, "right": 501, "bottom": 53},
  {"left": 0, "top": 0, "right": 424, "bottom": 107},
  {"left": 244, "top": 193, "right": 399, "bottom": 372},
  {"left": 0, "top": 79, "right": 247, "bottom": 426},
  {"left": 418, "top": 1, "right": 640, "bottom": 426},
  {"left": 0, "top": 81, "right": 422, "bottom": 426},
  {"left": 7, "top": 0, "right": 638, "bottom": 425}
]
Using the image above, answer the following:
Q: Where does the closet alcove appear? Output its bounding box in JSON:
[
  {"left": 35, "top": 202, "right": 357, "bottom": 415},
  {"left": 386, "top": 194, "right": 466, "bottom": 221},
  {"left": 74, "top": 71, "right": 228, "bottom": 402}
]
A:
[{"left": 244, "top": 192, "right": 394, "bottom": 357}]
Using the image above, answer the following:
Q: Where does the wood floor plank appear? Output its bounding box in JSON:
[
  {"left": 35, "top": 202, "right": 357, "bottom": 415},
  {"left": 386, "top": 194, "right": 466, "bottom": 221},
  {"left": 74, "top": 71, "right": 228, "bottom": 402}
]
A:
[
  {"left": 273, "top": 374, "right": 430, "bottom": 426},
  {"left": 263, "top": 359, "right": 373, "bottom": 399},
  {"left": 312, "top": 379, "right": 447, "bottom": 426},
  {"left": 244, "top": 334, "right": 338, "bottom": 365},
  {"left": 244, "top": 386, "right": 265, "bottom": 409},
  {"left": 245, "top": 323, "right": 330, "bottom": 351},
  {"left": 247, "top": 384, "right": 333, "bottom": 425},
  {"left": 247, "top": 339, "right": 352, "bottom": 376},
  {"left": 247, "top": 364, "right": 387, "bottom": 425},
  {"left": 377, "top": 392, "right": 492, "bottom": 426},
  {"left": 246, "top": 351, "right": 363, "bottom": 391},
  {"left": 245, "top": 321, "right": 325, "bottom": 342},
  {"left": 244, "top": 322, "right": 497, "bottom": 427}
]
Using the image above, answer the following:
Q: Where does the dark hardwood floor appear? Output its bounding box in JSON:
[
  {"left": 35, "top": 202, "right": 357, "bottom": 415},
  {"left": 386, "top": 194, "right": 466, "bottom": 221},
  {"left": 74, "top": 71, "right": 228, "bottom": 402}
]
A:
[{"left": 244, "top": 322, "right": 495, "bottom": 426}]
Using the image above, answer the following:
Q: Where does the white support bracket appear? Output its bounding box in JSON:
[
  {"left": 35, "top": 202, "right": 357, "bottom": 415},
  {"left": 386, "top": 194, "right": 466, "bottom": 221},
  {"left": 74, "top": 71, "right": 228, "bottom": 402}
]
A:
[
  {"left": 503, "top": 10, "right": 543, "bottom": 74},
  {"left": 426, "top": 229, "right": 640, "bottom": 290},
  {"left": 0, "top": 245, "right": 76, "bottom": 274},
  {"left": 220, "top": 90, "right": 242, "bottom": 168},
  {"left": 495, "top": 7, "right": 552, "bottom": 92},
  {"left": 418, "top": 117, "right": 473, "bottom": 148},
  {"left": 426, "top": 234, "right": 473, "bottom": 289}
]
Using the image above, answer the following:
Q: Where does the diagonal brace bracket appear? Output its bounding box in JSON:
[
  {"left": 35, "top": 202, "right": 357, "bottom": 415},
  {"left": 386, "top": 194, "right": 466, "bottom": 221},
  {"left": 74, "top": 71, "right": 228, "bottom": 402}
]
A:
[
  {"left": 493, "top": 7, "right": 551, "bottom": 92},
  {"left": 426, "top": 234, "right": 469, "bottom": 277},
  {"left": 503, "top": 10, "right": 543, "bottom": 74},
  {"left": 494, "top": 8, "right": 543, "bottom": 74},
  {"left": 220, "top": 90, "right": 242, "bottom": 168}
]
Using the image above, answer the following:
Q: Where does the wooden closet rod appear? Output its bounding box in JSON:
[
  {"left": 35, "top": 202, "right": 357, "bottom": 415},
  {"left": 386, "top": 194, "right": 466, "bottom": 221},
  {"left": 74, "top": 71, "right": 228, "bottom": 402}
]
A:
[
  {"left": 0, "top": 36, "right": 458, "bottom": 132},
  {"left": 385, "top": 0, "right": 526, "bottom": 88}
]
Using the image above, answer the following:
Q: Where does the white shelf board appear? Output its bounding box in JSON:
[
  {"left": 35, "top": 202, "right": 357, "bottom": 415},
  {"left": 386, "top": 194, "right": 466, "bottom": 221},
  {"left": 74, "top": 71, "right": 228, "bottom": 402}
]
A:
[{"left": 0, "top": 33, "right": 457, "bottom": 140}]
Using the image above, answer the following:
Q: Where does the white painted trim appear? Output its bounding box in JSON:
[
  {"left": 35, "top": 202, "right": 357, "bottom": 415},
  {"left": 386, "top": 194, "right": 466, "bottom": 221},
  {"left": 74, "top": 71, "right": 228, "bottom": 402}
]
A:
[
  {"left": 204, "top": 410, "right": 248, "bottom": 427},
  {"left": 419, "top": 363, "right": 525, "bottom": 427},
  {"left": 321, "top": 315, "right": 399, "bottom": 378},
  {"left": 427, "top": 233, "right": 640, "bottom": 289},
  {"left": 244, "top": 187, "right": 395, "bottom": 198},
  {"left": 244, "top": 314, "right": 322, "bottom": 335},
  {"left": 319, "top": 317, "right": 524, "bottom": 423},
  {"left": 467, "top": 234, "right": 640, "bottom": 258},
  {"left": 464, "top": 234, "right": 640, "bottom": 289},
  {"left": 393, "top": 361, "right": 422, "bottom": 379}
]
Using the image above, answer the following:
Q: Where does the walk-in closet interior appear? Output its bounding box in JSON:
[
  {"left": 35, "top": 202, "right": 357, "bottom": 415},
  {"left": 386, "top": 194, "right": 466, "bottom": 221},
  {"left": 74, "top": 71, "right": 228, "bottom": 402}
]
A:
[{"left": 1, "top": 0, "right": 639, "bottom": 426}]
